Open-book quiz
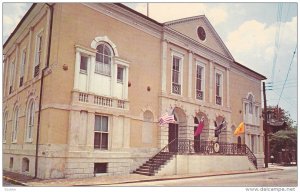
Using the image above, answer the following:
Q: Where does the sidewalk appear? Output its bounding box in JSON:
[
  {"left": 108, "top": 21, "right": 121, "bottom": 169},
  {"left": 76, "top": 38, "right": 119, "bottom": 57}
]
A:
[{"left": 4, "top": 166, "right": 283, "bottom": 187}]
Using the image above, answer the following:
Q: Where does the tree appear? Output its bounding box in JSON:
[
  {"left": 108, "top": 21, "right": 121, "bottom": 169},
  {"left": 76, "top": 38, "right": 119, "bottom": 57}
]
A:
[
  {"left": 270, "top": 129, "right": 297, "bottom": 164},
  {"left": 267, "top": 105, "right": 297, "bottom": 164}
]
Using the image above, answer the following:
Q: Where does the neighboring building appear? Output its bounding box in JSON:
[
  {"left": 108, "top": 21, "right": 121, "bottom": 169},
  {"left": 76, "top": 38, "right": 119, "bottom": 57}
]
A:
[{"left": 3, "top": 3, "right": 266, "bottom": 179}]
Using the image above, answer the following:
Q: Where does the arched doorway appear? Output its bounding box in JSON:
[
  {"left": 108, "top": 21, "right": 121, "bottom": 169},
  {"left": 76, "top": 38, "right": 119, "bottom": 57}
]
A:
[
  {"left": 168, "top": 107, "right": 187, "bottom": 152},
  {"left": 194, "top": 112, "right": 209, "bottom": 152}
]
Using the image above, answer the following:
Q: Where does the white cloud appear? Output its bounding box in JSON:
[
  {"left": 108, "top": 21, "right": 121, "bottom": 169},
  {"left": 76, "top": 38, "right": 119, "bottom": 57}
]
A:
[
  {"left": 226, "top": 16, "right": 297, "bottom": 79},
  {"left": 3, "top": 3, "right": 32, "bottom": 42}
]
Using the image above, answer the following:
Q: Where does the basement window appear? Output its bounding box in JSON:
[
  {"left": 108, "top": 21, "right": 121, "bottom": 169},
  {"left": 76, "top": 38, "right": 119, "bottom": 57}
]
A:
[
  {"left": 9, "top": 157, "right": 13, "bottom": 169},
  {"left": 94, "top": 163, "right": 107, "bottom": 174}
]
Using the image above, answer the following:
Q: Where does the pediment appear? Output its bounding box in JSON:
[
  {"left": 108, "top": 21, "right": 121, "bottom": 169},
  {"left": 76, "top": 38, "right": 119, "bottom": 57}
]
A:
[{"left": 164, "top": 16, "right": 233, "bottom": 60}]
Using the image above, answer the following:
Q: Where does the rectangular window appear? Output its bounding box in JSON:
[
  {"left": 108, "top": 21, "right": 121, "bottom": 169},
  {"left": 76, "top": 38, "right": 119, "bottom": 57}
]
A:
[
  {"left": 34, "top": 35, "right": 42, "bottom": 77},
  {"left": 9, "top": 62, "right": 15, "bottom": 94},
  {"left": 172, "top": 56, "right": 181, "bottom": 95},
  {"left": 196, "top": 64, "right": 204, "bottom": 100},
  {"left": 80, "top": 55, "right": 88, "bottom": 73},
  {"left": 9, "top": 157, "right": 13, "bottom": 169},
  {"left": 20, "top": 49, "right": 26, "bottom": 87},
  {"left": 215, "top": 73, "right": 222, "bottom": 105},
  {"left": 94, "top": 115, "right": 108, "bottom": 150},
  {"left": 245, "top": 103, "right": 248, "bottom": 115},
  {"left": 117, "top": 67, "right": 124, "bottom": 83},
  {"left": 94, "top": 163, "right": 107, "bottom": 174}
]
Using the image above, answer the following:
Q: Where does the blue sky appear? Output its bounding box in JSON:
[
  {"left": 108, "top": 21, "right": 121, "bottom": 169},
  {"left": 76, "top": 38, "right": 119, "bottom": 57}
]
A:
[{"left": 2, "top": 2, "right": 298, "bottom": 125}]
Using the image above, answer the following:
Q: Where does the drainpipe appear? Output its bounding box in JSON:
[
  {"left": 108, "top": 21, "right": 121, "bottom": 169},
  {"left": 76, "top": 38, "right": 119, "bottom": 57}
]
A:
[{"left": 34, "top": 3, "right": 54, "bottom": 179}]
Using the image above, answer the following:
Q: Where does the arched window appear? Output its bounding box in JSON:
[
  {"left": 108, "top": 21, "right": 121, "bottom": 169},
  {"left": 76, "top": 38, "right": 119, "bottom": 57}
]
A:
[
  {"left": 3, "top": 111, "right": 8, "bottom": 143},
  {"left": 95, "top": 43, "right": 113, "bottom": 76},
  {"left": 26, "top": 99, "right": 35, "bottom": 141},
  {"left": 12, "top": 107, "right": 19, "bottom": 142},
  {"left": 22, "top": 157, "right": 30, "bottom": 172}
]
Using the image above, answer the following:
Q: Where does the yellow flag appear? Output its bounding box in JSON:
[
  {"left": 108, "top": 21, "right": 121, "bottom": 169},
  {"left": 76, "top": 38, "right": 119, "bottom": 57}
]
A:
[{"left": 234, "top": 122, "right": 245, "bottom": 136}]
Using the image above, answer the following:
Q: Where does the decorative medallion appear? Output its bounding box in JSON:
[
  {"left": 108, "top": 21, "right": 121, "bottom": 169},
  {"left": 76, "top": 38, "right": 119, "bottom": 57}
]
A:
[{"left": 197, "top": 26, "right": 206, "bottom": 41}]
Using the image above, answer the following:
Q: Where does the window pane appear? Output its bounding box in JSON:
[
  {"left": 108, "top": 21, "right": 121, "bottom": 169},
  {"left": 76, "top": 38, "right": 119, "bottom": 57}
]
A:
[
  {"left": 101, "top": 116, "right": 108, "bottom": 132},
  {"left": 94, "top": 132, "right": 101, "bottom": 148},
  {"left": 117, "top": 67, "right": 124, "bottom": 82},
  {"left": 80, "top": 56, "right": 88, "bottom": 71},
  {"left": 104, "top": 55, "right": 109, "bottom": 64},
  {"left": 95, "top": 116, "right": 101, "bottom": 131},
  {"left": 103, "top": 46, "right": 111, "bottom": 56},
  {"left": 97, "top": 44, "right": 104, "bottom": 53},
  {"left": 101, "top": 133, "right": 108, "bottom": 149}
]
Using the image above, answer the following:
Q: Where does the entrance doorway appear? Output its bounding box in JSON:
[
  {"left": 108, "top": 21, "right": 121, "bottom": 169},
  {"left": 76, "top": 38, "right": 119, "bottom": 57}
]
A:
[
  {"left": 168, "top": 123, "right": 178, "bottom": 152},
  {"left": 194, "top": 117, "right": 201, "bottom": 152}
]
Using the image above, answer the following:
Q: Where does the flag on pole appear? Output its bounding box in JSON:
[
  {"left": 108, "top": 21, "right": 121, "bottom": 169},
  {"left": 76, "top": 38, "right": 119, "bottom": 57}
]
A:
[
  {"left": 194, "top": 117, "right": 205, "bottom": 137},
  {"left": 159, "top": 112, "right": 175, "bottom": 126},
  {"left": 234, "top": 122, "right": 245, "bottom": 136}
]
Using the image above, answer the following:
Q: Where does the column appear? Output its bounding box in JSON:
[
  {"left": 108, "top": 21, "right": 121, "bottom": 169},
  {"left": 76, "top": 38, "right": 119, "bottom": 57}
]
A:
[
  {"left": 86, "top": 112, "right": 95, "bottom": 151},
  {"left": 73, "top": 50, "right": 81, "bottom": 90},
  {"left": 25, "top": 27, "right": 33, "bottom": 82},
  {"left": 124, "top": 67, "right": 129, "bottom": 100},
  {"left": 88, "top": 55, "right": 95, "bottom": 93},
  {"left": 111, "top": 63, "right": 117, "bottom": 97},
  {"left": 161, "top": 39, "right": 167, "bottom": 94},
  {"left": 188, "top": 51, "right": 193, "bottom": 99},
  {"left": 226, "top": 68, "right": 230, "bottom": 108},
  {"left": 209, "top": 60, "right": 214, "bottom": 103}
]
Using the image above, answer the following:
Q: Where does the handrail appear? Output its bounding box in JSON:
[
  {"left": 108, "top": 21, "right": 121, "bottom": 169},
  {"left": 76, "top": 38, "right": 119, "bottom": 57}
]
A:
[
  {"left": 244, "top": 144, "right": 258, "bottom": 168},
  {"left": 149, "top": 138, "right": 177, "bottom": 174}
]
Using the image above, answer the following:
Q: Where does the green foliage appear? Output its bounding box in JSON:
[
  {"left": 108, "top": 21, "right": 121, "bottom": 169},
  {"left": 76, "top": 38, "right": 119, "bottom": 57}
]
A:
[{"left": 270, "top": 129, "right": 297, "bottom": 156}]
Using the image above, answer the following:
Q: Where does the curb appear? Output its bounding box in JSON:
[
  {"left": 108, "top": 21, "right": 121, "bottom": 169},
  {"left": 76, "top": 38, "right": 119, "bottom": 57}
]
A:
[
  {"left": 73, "top": 168, "right": 283, "bottom": 186},
  {"left": 3, "top": 176, "right": 28, "bottom": 186}
]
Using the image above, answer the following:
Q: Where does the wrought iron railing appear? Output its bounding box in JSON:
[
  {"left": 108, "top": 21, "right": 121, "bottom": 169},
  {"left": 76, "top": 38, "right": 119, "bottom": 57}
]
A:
[
  {"left": 216, "top": 96, "right": 222, "bottom": 105},
  {"left": 172, "top": 83, "right": 181, "bottom": 95},
  {"left": 135, "top": 139, "right": 257, "bottom": 176},
  {"left": 196, "top": 89, "right": 203, "bottom": 100},
  {"left": 149, "top": 139, "right": 177, "bottom": 174}
]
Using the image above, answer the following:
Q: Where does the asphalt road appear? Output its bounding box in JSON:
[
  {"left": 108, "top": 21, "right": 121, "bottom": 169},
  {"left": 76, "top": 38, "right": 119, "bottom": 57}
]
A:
[{"left": 112, "top": 166, "right": 297, "bottom": 187}]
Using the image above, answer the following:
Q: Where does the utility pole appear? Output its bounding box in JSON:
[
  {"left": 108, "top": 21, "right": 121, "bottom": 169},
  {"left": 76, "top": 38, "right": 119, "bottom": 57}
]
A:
[{"left": 263, "top": 82, "right": 269, "bottom": 168}]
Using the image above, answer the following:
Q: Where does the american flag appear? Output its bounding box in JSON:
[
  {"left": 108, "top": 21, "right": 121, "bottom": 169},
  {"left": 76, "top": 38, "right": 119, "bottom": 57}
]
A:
[{"left": 159, "top": 112, "right": 175, "bottom": 126}]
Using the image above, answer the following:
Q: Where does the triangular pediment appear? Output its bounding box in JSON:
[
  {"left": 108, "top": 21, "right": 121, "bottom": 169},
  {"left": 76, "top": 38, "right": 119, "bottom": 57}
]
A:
[{"left": 164, "top": 16, "right": 233, "bottom": 60}]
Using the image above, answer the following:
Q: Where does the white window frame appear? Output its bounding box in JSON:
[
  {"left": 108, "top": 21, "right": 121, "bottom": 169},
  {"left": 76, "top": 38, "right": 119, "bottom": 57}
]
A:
[
  {"left": 12, "top": 107, "right": 19, "bottom": 143},
  {"left": 171, "top": 50, "right": 184, "bottom": 96},
  {"left": 33, "top": 29, "right": 44, "bottom": 77},
  {"left": 215, "top": 69, "right": 223, "bottom": 106},
  {"left": 95, "top": 43, "right": 113, "bottom": 76},
  {"left": 117, "top": 66, "right": 124, "bottom": 83},
  {"left": 19, "top": 47, "right": 26, "bottom": 86},
  {"left": 195, "top": 61, "right": 206, "bottom": 101},
  {"left": 94, "top": 115, "right": 109, "bottom": 150},
  {"left": 9, "top": 60, "right": 15, "bottom": 94},
  {"left": 25, "top": 99, "right": 35, "bottom": 142},
  {"left": 79, "top": 54, "right": 89, "bottom": 74}
]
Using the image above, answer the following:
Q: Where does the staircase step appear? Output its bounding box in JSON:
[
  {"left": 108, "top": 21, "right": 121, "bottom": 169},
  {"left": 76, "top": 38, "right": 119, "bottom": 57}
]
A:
[{"left": 133, "top": 170, "right": 153, "bottom": 176}]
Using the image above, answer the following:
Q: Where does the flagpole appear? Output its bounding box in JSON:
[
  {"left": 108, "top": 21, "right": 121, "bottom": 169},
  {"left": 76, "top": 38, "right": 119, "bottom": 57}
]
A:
[{"left": 147, "top": 3, "right": 149, "bottom": 17}]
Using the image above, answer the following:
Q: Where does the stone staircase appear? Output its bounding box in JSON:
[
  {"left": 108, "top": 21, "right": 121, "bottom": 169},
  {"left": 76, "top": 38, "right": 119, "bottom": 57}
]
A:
[{"left": 133, "top": 152, "right": 175, "bottom": 176}]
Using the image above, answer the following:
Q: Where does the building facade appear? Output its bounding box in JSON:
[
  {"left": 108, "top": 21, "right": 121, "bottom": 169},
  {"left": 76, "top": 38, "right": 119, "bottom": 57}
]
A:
[{"left": 3, "top": 3, "right": 266, "bottom": 179}]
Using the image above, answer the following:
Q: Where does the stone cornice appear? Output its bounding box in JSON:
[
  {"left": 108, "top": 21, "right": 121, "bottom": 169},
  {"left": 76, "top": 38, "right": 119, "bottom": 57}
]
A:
[{"left": 83, "top": 3, "right": 162, "bottom": 39}]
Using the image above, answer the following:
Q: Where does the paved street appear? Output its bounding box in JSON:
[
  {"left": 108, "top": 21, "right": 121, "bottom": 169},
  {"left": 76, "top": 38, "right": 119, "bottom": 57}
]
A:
[
  {"left": 3, "top": 180, "right": 21, "bottom": 187},
  {"left": 111, "top": 166, "right": 297, "bottom": 187}
]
